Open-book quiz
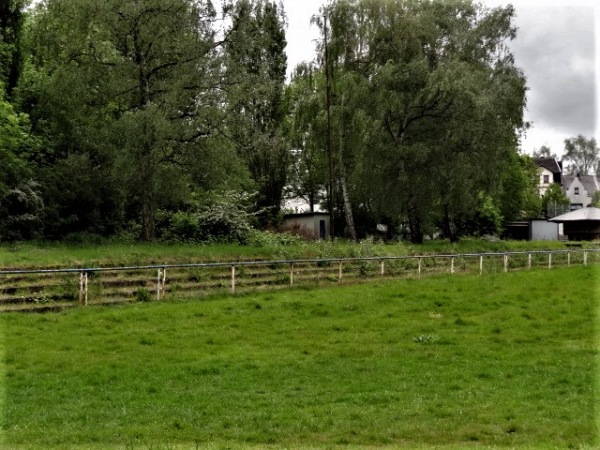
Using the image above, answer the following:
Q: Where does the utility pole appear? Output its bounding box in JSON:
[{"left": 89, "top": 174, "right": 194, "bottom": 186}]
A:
[{"left": 324, "top": 13, "right": 334, "bottom": 239}]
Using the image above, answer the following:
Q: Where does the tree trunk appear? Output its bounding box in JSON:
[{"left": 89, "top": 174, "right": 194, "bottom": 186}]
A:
[
  {"left": 339, "top": 119, "right": 357, "bottom": 240},
  {"left": 408, "top": 207, "right": 424, "bottom": 244},
  {"left": 443, "top": 205, "right": 459, "bottom": 243},
  {"left": 139, "top": 147, "right": 156, "bottom": 241}
]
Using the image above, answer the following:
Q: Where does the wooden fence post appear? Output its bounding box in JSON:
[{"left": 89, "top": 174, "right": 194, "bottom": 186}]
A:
[
  {"left": 548, "top": 253, "right": 552, "bottom": 269},
  {"left": 380, "top": 260, "right": 385, "bottom": 276},
  {"left": 156, "top": 269, "right": 161, "bottom": 300},
  {"left": 418, "top": 257, "right": 422, "bottom": 278},
  {"left": 584, "top": 251, "right": 588, "bottom": 266},
  {"left": 450, "top": 257, "right": 455, "bottom": 274},
  {"left": 567, "top": 252, "right": 571, "bottom": 266},
  {"left": 79, "top": 271, "right": 88, "bottom": 306},
  {"left": 503, "top": 254, "right": 508, "bottom": 273},
  {"left": 338, "top": 261, "right": 343, "bottom": 282},
  {"left": 231, "top": 265, "right": 236, "bottom": 294},
  {"left": 479, "top": 255, "right": 483, "bottom": 276},
  {"left": 156, "top": 268, "right": 166, "bottom": 300},
  {"left": 290, "top": 263, "right": 294, "bottom": 286},
  {"left": 528, "top": 253, "right": 532, "bottom": 270}
]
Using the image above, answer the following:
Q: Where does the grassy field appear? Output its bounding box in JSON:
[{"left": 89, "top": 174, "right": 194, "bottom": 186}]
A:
[
  {"left": 0, "top": 238, "right": 581, "bottom": 269},
  {"left": 1, "top": 266, "right": 598, "bottom": 449}
]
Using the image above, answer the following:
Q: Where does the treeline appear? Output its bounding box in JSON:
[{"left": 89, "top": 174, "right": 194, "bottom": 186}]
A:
[{"left": 1, "top": 0, "right": 544, "bottom": 244}]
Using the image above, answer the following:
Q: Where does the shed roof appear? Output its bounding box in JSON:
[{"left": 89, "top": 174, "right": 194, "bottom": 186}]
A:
[{"left": 549, "top": 207, "right": 600, "bottom": 222}]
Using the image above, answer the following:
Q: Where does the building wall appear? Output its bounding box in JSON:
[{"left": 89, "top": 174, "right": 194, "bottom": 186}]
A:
[
  {"left": 563, "top": 221, "right": 600, "bottom": 240},
  {"left": 530, "top": 220, "right": 558, "bottom": 241},
  {"left": 564, "top": 178, "right": 591, "bottom": 209},
  {"left": 538, "top": 167, "right": 555, "bottom": 196},
  {"left": 283, "top": 215, "right": 330, "bottom": 239}
]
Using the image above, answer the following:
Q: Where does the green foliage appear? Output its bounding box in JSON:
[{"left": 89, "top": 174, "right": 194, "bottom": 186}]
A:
[
  {"left": 542, "top": 182, "right": 570, "bottom": 217},
  {"left": 563, "top": 135, "right": 599, "bottom": 175},
  {"left": 0, "top": 0, "right": 26, "bottom": 97},
  {"left": 195, "top": 192, "right": 259, "bottom": 243},
  {"left": 469, "top": 193, "right": 503, "bottom": 237},
  {"left": 22, "top": 0, "right": 227, "bottom": 241},
  {"left": 0, "top": 0, "right": 548, "bottom": 245},
  {"left": 223, "top": 0, "right": 289, "bottom": 223},
  {"left": 0, "top": 180, "right": 43, "bottom": 241},
  {"left": 305, "top": 0, "right": 528, "bottom": 243},
  {"left": 0, "top": 86, "right": 32, "bottom": 193},
  {"left": 157, "top": 191, "right": 268, "bottom": 244},
  {"left": 591, "top": 190, "right": 600, "bottom": 208},
  {"left": 498, "top": 153, "right": 542, "bottom": 220},
  {"left": 245, "top": 229, "right": 303, "bottom": 247}
]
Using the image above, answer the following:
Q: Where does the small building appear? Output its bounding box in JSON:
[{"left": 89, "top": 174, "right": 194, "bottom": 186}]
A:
[
  {"left": 549, "top": 207, "right": 600, "bottom": 241},
  {"left": 503, "top": 219, "right": 559, "bottom": 241},
  {"left": 282, "top": 212, "right": 330, "bottom": 240}
]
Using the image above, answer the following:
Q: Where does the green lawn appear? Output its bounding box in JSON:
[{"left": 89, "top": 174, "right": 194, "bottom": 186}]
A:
[{"left": 1, "top": 266, "right": 598, "bottom": 449}]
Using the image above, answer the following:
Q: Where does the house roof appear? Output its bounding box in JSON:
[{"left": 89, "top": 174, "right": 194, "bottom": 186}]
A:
[
  {"left": 549, "top": 207, "right": 600, "bottom": 222},
  {"left": 534, "top": 158, "right": 562, "bottom": 174},
  {"left": 563, "top": 174, "right": 600, "bottom": 195}
]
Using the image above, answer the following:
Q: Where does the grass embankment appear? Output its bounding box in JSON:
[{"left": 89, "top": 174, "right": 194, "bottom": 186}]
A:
[
  {"left": 0, "top": 239, "right": 574, "bottom": 269},
  {"left": 1, "top": 266, "right": 598, "bottom": 449}
]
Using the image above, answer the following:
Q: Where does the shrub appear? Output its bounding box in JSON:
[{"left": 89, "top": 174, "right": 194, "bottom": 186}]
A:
[
  {"left": 0, "top": 181, "right": 44, "bottom": 241},
  {"left": 245, "top": 229, "right": 303, "bottom": 247},
  {"left": 157, "top": 191, "right": 265, "bottom": 244}
]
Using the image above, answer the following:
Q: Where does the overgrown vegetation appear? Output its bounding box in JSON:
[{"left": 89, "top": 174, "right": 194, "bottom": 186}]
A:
[
  {"left": 0, "top": 238, "right": 576, "bottom": 269},
  {"left": 1, "top": 266, "right": 598, "bottom": 449},
  {"left": 3, "top": 0, "right": 597, "bottom": 245}
]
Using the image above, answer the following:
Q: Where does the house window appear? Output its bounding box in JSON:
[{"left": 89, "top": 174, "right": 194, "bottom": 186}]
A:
[
  {"left": 574, "top": 187, "right": 579, "bottom": 195},
  {"left": 543, "top": 175, "right": 549, "bottom": 184}
]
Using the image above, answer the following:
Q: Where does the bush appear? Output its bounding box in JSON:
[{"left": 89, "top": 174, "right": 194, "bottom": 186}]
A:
[
  {"left": 245, "top": 229, "right": 303, "bottom": 247},
  {"left": 157, "top": 191, "right": 264, "bottom": 244},
  {"left": 0, "top": 181, "right": 44, "bottom": 241}
]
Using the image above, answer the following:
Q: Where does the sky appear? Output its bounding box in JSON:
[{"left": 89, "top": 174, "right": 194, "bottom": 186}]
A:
[{"left": 282, "top": 0, "right": 599, "bottom": 158}]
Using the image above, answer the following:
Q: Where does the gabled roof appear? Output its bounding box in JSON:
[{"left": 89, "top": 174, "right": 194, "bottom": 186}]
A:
[
  {"left": 534, "top": 158, "right": 562, "bottom": 174},
  {"left": 549, "top": 207, "right": 600, "bottom": 222},
  {"left": 563, "top": 175, "right": 600, "bottom": 195}
]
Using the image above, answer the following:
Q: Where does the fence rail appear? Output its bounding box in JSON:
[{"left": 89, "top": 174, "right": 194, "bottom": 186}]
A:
[{"left": 1, "top": 249, "right": 599, "bottom": 311}]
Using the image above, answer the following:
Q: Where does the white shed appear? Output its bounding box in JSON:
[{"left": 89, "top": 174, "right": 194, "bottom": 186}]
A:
[{"left": 282, "top": 213, "right": 330, "bottom": 240}]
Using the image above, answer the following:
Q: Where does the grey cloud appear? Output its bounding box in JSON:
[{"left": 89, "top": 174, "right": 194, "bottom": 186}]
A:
[{"left": 510, "top": 6, "right": 596, "bottom": 137}]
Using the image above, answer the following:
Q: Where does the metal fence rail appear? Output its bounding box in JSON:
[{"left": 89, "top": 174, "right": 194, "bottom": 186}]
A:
[{"left": 1, "top": 248, "right": 599, "bottom": 310}]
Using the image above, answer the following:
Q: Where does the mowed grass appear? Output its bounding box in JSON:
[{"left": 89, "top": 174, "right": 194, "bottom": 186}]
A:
[{"left": 1, "top": 266, "right": 598, "bottom": 449}]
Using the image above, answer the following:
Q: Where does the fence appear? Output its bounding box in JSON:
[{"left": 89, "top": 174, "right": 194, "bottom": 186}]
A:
[{"left": 1, "top": 248, "right": 599, "bottom": 311}]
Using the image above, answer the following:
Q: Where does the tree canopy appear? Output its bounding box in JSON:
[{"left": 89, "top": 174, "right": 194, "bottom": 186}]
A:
[{"left": 0, "top": 0, "right": 552, "bottom": 243}]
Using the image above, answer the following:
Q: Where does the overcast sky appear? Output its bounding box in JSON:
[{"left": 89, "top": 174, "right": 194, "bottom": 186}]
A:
[{"left": 282, "top": 0, "right": 599, "bottom": 158}]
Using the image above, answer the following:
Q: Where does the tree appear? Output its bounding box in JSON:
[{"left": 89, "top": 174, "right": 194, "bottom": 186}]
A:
[
  {"left": 563, "top": 135, "right": 599, "bottom": 175},
  {"left": 223, "top": 0, "right": 289, "bottom": 225},
  {"left": 0, "top": 0, "right": 27, "bottom": 98},
  {"left": 309, "top": 0, "right": 528, "bottom": 242},
  {"left": 497, "top": 153, "right": 541, "bottom": 221},
  {"left": 23, "top": 0, "right": 227, "bottom": 240},
  {"left": 532, "top": 145, "right": 557, "bottom": 159},
  {"left": 541, "top": 182, "right": 569, "bottom": 218},
  {"left": 592, "top": 190, "right": 600, "bottom": 208},
  {"left": 0, "top": 84, "right": 43, "bottom": 240},
  {"left": 284, "top": 63, "right": 328, "bottom": 213}
]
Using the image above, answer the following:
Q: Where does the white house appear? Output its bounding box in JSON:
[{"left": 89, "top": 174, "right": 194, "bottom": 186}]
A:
[
  {"left": 563, "top": 174, "right": 599, "bottom": 210},
  {"left": 533, "top": 158, "right": 562, "bottom": 196}
]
